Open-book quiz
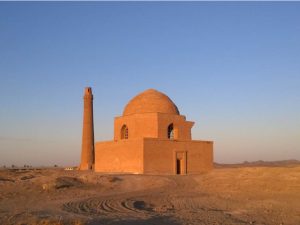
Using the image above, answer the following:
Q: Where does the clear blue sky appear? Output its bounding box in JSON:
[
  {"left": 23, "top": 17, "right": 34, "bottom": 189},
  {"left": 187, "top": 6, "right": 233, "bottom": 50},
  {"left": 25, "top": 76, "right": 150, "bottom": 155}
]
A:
[{"left": 0, "top": 2, "right": 299, "bottom": 166}]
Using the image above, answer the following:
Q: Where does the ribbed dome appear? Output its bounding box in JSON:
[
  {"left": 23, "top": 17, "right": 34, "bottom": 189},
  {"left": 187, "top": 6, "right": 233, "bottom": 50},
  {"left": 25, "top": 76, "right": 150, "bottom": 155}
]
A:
[{"left": 123, "top": 89, "right": 180, "bottom": 116}]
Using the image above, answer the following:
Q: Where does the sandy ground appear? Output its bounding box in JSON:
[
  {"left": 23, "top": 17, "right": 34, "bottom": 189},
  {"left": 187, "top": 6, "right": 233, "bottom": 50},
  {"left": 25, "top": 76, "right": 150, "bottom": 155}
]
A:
[{"left": 0, "top": 165, "right": 299, "bottom": 225}]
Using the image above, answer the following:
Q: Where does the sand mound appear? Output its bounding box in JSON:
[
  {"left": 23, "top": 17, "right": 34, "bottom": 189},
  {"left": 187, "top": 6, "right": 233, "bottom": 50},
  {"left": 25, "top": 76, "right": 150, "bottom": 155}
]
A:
[
  {"left": 20, "top": 175, "right": 35, "bottom": 180},
  {"left": 0, "top": 177, "right": 14, "bottom": 182},
  {"left": 41, "top": 176, "right": 84, "bottom": 191},
  {"left": 55, "top": 177, "right": 83, "bottom": 189}
]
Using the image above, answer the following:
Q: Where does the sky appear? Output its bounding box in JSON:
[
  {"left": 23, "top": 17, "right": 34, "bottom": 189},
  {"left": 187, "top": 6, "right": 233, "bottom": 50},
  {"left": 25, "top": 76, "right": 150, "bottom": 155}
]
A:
[{"left": 0, "top": 2, "right": 299, "bottom": 167}]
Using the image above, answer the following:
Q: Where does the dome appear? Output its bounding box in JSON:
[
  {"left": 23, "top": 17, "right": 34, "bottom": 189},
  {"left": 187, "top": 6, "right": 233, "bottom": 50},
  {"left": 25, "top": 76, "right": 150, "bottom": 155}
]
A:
[{"left": 123, "top": 89, "right": 180, "bottom": 116}]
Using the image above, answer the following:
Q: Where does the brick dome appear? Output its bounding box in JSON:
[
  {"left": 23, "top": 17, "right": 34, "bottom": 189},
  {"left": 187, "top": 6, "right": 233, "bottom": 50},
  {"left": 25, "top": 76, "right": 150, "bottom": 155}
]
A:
[{"left": 123, "top": 89, "right": 180, "bottom": 116}]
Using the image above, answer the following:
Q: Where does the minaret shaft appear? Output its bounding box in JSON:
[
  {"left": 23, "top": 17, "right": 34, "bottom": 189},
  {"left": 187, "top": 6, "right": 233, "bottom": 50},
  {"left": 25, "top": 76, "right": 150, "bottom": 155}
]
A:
[{"left": 80, "top": 87, "right": 94, "bottom": 170}]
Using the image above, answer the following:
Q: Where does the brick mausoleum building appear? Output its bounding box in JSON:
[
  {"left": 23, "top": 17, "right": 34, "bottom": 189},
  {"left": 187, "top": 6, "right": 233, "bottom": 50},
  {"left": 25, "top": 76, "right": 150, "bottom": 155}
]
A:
[{"left": 80, "top": 88, "right": 213, "bottom": 175}]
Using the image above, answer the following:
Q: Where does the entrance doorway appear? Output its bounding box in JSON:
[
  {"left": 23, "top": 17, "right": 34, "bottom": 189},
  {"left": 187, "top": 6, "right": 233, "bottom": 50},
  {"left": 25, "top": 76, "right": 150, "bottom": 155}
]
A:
[
  {"left": 176, "top": 159, "right": 181, "bottom": 174},
  {"left": 174, "top": 151, "right": 187, "bottom": 175}
]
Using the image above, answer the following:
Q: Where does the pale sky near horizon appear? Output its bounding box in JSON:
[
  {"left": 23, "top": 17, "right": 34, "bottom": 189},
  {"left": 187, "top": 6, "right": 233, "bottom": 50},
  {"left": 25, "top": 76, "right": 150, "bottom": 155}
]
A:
[{"left": 0, "top": 2, "right": 300, "bottom": 167}]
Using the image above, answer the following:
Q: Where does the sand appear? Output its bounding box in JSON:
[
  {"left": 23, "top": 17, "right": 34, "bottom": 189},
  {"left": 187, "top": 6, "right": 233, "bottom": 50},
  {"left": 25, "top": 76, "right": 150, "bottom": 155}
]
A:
[{"left": 0, "top": 165, "right": 299, "bottom": 225}]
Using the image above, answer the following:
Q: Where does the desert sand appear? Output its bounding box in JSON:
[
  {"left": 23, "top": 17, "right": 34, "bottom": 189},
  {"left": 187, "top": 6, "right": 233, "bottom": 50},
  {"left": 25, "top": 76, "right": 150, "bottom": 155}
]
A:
[{"left": 0, "top": 164, "right": 300, "bottom": 225}]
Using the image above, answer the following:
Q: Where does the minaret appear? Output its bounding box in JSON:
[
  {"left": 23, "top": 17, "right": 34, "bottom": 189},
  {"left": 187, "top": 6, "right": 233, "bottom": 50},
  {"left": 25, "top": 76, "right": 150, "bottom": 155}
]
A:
[{"left": 80, "top": 87, "right": 95, "bottom": 170}]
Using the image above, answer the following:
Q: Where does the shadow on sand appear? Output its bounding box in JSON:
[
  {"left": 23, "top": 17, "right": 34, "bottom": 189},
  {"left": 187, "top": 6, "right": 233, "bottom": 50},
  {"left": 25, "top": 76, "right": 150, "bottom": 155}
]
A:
[{"left": 88, "top": 216, "right": 181, "bottom": 225}]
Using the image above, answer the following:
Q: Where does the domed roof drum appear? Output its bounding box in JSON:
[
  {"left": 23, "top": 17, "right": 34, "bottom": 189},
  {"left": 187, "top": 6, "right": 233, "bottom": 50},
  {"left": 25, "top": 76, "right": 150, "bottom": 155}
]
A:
[{"left": 123, "top": 89, "right": 180, "bottom": 116}]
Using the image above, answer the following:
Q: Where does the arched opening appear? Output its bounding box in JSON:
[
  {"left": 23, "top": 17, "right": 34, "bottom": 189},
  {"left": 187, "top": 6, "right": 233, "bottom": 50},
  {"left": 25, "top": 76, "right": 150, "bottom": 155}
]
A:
[
  {"left": 121, "top": 125, "right": 129, "bottom": 139},
  {"left": 168, "top": 123, "right": 174, "bottom": 139}
]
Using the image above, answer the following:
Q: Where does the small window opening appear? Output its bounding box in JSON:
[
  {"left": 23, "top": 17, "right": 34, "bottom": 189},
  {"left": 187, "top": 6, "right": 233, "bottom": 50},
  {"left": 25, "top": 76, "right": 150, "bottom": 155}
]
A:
[
  {"left": 168, "top": 123, "right": 174, "bottom": 139},
  {"left": 121, "top": 125, "right": 129, "bottom": 139}
]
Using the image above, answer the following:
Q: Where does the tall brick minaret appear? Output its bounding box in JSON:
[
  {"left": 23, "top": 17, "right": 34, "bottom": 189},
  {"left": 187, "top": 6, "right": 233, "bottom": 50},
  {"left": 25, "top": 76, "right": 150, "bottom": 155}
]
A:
[{"left": 80, "top": 87, "right": 95, "bottom": 170}]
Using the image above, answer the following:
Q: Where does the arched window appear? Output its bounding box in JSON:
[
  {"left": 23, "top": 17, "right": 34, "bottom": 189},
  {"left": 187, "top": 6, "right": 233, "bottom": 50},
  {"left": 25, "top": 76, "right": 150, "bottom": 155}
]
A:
[
  {"left": 121, "top": 125, "right": 128, "bottom": 139},
  {"left": 168, "top": 123, "right": 174, "bottom": 139}
]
